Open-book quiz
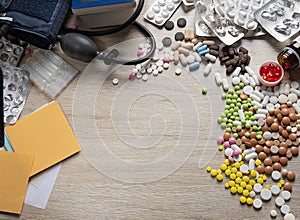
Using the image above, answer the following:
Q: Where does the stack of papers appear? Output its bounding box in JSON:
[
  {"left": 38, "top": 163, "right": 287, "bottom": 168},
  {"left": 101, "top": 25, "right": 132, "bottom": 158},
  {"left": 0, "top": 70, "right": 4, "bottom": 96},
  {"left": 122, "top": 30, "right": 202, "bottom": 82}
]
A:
[{"left": 1, "top": 101, "right": 81, "bottom": 214}]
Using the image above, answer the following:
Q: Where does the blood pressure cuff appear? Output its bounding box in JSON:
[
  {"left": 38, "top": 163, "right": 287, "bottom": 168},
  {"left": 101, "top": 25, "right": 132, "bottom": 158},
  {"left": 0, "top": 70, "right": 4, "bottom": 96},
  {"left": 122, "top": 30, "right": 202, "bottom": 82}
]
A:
[{"left": 0, "top": 0, "right": 70, "bottom": 49}]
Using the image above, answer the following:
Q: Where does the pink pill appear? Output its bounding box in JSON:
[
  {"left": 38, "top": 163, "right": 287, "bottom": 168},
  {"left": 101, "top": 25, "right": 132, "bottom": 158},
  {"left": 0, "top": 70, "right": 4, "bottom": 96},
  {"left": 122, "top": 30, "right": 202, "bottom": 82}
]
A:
[
  {"left": 217, "top": 136, "right": 224, "bottom": 145},
  {"left": 228, "top": 156, "right": 234, "bottom": 163},
  {"left": 229, "top": 137, "right": 236, "bottom": 145},
  {"left": 137, "top": 49, "right": 144, "bottom": 57},
  {"left": 129, "top": 73, "right": 136, "bottom": 80},
  {"left": 163, "top": 57, "right": 170, "bottom": 63},
  {"left": 223, "top": 141, "right": 230, "bottom": 149},
  {"left": 232, "top": 150, "right": 240, "bottom": 157}
]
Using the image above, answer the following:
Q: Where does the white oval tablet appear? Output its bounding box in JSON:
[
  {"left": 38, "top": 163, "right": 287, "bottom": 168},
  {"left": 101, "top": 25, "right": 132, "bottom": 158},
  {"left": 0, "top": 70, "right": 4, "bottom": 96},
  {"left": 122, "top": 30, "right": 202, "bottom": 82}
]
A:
[{"left": 260, "top": 189, "right": 272, "bottom": 201}]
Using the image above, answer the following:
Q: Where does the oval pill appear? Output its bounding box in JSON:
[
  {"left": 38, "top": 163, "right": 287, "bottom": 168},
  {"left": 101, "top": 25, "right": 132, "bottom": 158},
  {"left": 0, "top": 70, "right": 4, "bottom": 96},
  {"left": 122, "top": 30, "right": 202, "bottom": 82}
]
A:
[
  {"left": 203, "top": 63, "right": 212, "bottom": 76},
  {"left": 189, "top": 62, "right": 200, "bottom": 71}
]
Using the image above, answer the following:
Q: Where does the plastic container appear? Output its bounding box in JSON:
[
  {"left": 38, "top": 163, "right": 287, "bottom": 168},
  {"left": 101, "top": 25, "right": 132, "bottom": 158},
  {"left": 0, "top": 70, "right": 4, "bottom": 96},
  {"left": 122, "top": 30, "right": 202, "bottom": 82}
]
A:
[
  {"left": 258, "top": 61, "right": 284, "bottom": 87},
  {"left": 277, "top": 36, "right": 300, "bottom": 71}
]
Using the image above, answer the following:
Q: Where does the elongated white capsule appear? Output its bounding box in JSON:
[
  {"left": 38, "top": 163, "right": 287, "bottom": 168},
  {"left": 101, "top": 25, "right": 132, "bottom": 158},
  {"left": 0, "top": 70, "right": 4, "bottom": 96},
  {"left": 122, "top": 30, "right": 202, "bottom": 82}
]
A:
[
  {"left": 203, "top": 63, "right": 212, "bottom": 76},
  {"left": 238, "top": 109, "right": 245, "bottom": 121},
  {"left": 245, "top": 66, "right": 255, "bottom": 75},
  {"left": 245, "top": 152, "right": 258, "bottom": 161},
  {"left": 231, "top": 67, "right": 241, "bottom": 77},
  {"left": 214, "top": 72, "right": 222, "bottom": 86},
  {"left": 222, "top": 78, "right": 229, "bottom": 91}
]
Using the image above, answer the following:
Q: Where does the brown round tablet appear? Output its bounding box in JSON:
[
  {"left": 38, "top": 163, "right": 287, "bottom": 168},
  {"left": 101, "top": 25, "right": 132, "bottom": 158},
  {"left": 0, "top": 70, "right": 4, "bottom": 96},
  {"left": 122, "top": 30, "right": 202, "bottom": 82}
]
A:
[
  {"left": 271, "top": 123, "right": 279, "bottom": 131},
  {"left": 289, "top": 112, "right": 298, "bottom": 121},
  {"left": 273, "top": 162, "right": 282, "bottom": 171},
  {"left": 287, "top": 171, "right": 296, "bottom": 181},
  {"left": 258, "top": 152, "right": 267, "bottom": 161},
  {"left": 256, "top": 165, "right": 265, "bottom": 174},
  {"left": 266, "top": 116, "right": 274, "bottom": 126},
  {"left": 265, "top": 166, "right": 273, "bottom": 175},
  {"left": 263, "top": 146, "right": 271, "bottom": 154},
  {"left": 290, "top": 146, "right": 299, "bottom": 156},
  {"left": 274, "top": 109, "right": 280, "bottom": 115},
  {"left": 282, "top": 117, "right": 290, "bottom": 126},
  {"left": 250, "top": 132, "right": 257, "bottom": 139},
  {"left": 282, "top": 129, "right": 289, "bottom": 138},
  {"left": 224, "top": 132, "right": 231, "bottom": 141},
  {"left": 262, "top": 125, "right": 269, "bottom": 133},
  {"left": 271, "top": 155, "right": 280, "bottom": 163},
  {"left": 279, "top": 157, "right": 288, "bottom": 166},
  {"left": 264, "top": 157, "right": 273, "bottom": 166},
  {"left": 249, "top": 138, "right": 257, "bottom": 147},
  {"left": 238, "top": 129, "right": 245, "bottom": 137},
  {"left": 283, "top": 182, "right": 293, "bottom": 191},
  {"left": 289, "top": 133, "right": 297, "bottom": 141},
  {"left": 265, "top": 140, "right": 273, "bottom": 147},
  {"left": 278, "top": 126, "right": 284, "bottom": 134},
  {"left": 255, "top": 144, "right": 263, "bottom": 153},
  {"left": 278, "top": 147, "right": 287, "bottom": 155},
  {"left": 258, "top": 138, "right": 265, "bottom": 145},
  {"left": 281, "top": 108, "right": 289, "bottom": 116},
  {"left": 277, "top": 113, "right": 283, "bottom": 122},
  {"left": 279, "top": 142, "right": 287, "bottom": 148}
]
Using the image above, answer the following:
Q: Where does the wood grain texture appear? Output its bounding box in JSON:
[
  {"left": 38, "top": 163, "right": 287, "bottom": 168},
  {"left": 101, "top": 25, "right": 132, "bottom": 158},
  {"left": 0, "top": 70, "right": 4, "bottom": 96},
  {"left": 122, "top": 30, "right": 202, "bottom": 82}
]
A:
[{"left": 1, "top": 1, "right": 300, "bottom": 219}]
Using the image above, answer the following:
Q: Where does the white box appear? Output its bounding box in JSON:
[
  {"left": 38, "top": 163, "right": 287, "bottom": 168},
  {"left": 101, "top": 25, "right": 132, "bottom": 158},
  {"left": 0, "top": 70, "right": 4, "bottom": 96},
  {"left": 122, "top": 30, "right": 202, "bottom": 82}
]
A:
[{"left": 72, "top": 1, "right": 136, "bottom": 28}]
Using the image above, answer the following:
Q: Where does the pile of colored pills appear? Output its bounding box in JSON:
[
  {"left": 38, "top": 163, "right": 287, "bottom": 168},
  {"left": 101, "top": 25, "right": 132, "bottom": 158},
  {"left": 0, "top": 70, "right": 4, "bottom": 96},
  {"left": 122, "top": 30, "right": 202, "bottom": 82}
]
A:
[{"left": 208, "top": 71, "right": 299, "bottom": 218}]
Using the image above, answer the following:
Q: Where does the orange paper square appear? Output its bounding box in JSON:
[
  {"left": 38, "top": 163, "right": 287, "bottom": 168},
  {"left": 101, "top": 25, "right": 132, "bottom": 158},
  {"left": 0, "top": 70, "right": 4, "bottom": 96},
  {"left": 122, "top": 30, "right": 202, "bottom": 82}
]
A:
[
  {"left": 0, "top": 151, "right": 34, "bottom": 214},
  {"left": 5, "top": 101, "right": 81, "bottom": 176}
]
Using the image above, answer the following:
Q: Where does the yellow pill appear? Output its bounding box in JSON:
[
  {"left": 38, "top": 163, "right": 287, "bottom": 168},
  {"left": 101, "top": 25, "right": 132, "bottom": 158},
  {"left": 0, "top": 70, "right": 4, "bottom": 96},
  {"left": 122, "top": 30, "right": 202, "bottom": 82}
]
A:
[
  {"left": 229, "top": 180, "right": 235, "bottom": 187},
  {"left": 211, "top": 169, "right": 218, "bottom": 177},
  {"left": 240, "top": 196, "right": 247, "bottom": 204},
  {"left": 250, "top": 170, "right": 257, "bottom": 177},
  {"left": 225, "top": 169, "right": 231, "bottom": 176},
  {"left": 243, "top": 176, "right": 250, "bottom": 183},
  {"left": 207, "top": 166, "right": 212, "bottom": 172},
  {"left": 236, "top": 171, "right": 243, "bottom": 178},
  {"left": 230, "top": 173, "right": 236, "bottom": 180},
  {"left": 217, "top": 169, "right": 222, "bottom": 174},
  {"left": 240, "top": 181, "right": 247, "bottom": 188},
  {"left": 280, "top": 180, "right": 285, "bottom": 185},
  {"left": 255, "top": 159, "right": 262, "bottom": 166},
  {"left": 224, "top": 159, "right": 230, "bottom": 165},
  {"left": 220, "top": 164, "right": 227, "bottom": 171},
  {"left": 231, "top": 167, "right": 238, "bottom": 173},
  {"left": 234, "top": 162, "right": 241, "bottom": 169},
  {"left": 257, "top": 178, "right": 264, "bottom": 184},
  {"left": 238, "top": 187, "right": 244, "bottom": 194},
  {"left": 242, "top": 153, "right": 246, "bottom": 159},
  {"left": 243, "top": 190, "right": 249, "bottom": 197},
  {"left": 218, "top": 145, "right": 224, "bottom": 151},
  {"left": 249, "top": 179, "right": 256, "bottom": 186},
  {"left": 230, "top": 187, "right": 237, "bottom": 194},
  {"left": 217, "top": 174, "right": 224, "bottom": 181},
  {"left": 235, "top": 177, "right": 242, "bottom": 184},
  {"left": 277, "top": 183, "right": 282, "bottom": 188},
  {"left": 246, "top": 184, "right": 252, "bottom": 191},
  {"left": 265, "top": 184, "right": 271, "bottom": 190},
  {"left": 246, "top": 197, "right": 253, "bottom": 205},
  {"left": 262, "top": 175, "right": 267, "bottom": 181},
  {"left": 224, "top": 182, "right": 230, "bottom": 189},
  {"left": 240, "top": 161, "right": 244, "bottom": 165}
]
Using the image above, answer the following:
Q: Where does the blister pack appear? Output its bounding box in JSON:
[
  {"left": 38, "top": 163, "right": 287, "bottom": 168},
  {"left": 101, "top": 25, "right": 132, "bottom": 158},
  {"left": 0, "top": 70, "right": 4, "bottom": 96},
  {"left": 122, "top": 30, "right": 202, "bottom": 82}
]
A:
[
  {"left": 2, "top": 64, "right": 29, "bottom": 124},
  {"left": 0, "top": 38, "right": 24, "bottom": 66},
  {"left": 214, "top": 0, "right": 269, "bottom": 31},
  {"left": 196, "top": 0, "right": 244, "bottom": 45},
  {"left": 144, "top": 0, "right": 182, "bottom": 26},
  {"left": 255, "top": 0, "right": 300, "bottom": 42}
]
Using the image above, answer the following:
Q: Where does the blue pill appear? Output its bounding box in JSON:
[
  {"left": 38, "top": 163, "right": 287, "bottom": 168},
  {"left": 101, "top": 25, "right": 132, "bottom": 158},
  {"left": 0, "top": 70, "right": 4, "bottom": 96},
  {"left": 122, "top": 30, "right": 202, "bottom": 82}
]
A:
[
  {"left": 198, "top": 48, "right": 209, "bottom": 56},
  {"left": 189, "top": 62, "right": 200, "bottom": 71},
  {"left": 196, "top": 44, "right": 208, "bottom": 53}
]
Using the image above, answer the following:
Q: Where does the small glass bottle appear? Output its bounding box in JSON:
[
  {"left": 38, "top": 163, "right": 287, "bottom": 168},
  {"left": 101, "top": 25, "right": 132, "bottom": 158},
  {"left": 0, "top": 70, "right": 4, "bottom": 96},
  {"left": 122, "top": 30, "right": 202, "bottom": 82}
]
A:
[{"left": 277, "top": 36, "right": 300, "bottom": 71}]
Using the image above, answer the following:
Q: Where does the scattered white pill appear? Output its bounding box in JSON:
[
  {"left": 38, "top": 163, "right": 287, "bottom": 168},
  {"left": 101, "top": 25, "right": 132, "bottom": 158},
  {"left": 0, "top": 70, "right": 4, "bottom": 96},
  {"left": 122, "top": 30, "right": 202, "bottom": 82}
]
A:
[
  {"left": 214, "top": 72, "right": 222, "bottom": 86},
  {"left": 281, "top": 190, "right": 291, "bottom": 201},
  {"left": 222, "top": 78, "right": 229, "bottom": 91},
  {"left": 243, "top": 85, "right": 253, "bottom": 95},
  {"left": 288, "top": 93, "right": 298, "bottom": 103},
  {"left": 269, "top": 96, "right": 278, "bottom": 104},
  {"left": 270, "top": 210, "right": 277, "bottom": 218},
  {"left": 281, "top": 205, "right": 291, "bottom": 215},
  {"left": 278, "top": 94, "right": 288, "bottom": 104},
  {"left": 112, "top": 78, "right": 119, "bottom": 85},
  {"left": 175, "top": 68, "right": 181, "bottom": 76},
  {"left": 291, "top": 81, "right": 299, "bottom": 89},
  {"left": 203, "top": 63, "right": 212, "bottom": 76},
  {"left": 260, "top": 189, "right": 272, "bottom": 201},
  {"left": 271, "top": 170, "right": 281, "bottom": 181},
  {"left": 275, "top": 196, "right": 285, "bottom": 207},
  {"left": 249, "top": 190, "right": 256, "bottom": 198},
  {"left": 253, "top": 183, "right": 263, "bottom": 193},
  {"left": 284, "top": 213, "right": 296, "bottom": 220},
  {"left": 142, "top": 74, "right": 149, "bottom": 81},
  {"left": 271, "top": 185, "right": 281, "bottom": 195},
  {"left": 232, "top": 76, "right": 241, "bottom": 85},
  {"left": 253, "top": 198, "right": 263, "bottom": 209},
  {"left": 153, "top": 69, "right": 159, "bottom": 76},
  {"left": 136, "top": 72, "right": 142, "bottom": 79}
]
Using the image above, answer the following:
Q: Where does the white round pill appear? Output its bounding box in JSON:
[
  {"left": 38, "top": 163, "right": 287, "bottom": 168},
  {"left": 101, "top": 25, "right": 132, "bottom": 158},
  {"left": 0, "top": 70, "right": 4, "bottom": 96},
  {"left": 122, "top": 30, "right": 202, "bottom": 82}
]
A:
[
  {"left": 266, "top": 103, "right": 275, "bottom": 111},
  {"left": 291, "top": 81, "right": 299, "bottom": 89},
  {"left": 253, "top": 198, "right": 263, "bottom": 209},
  {"left": 147, "top": 11, "right": 155, "bottom": 20},
  {"left": 271, "top": 185, "right": 281, "bottom": 195},
  {"left": 158, "top": 0, "right": 166, "bottom": 6},
  {"left": 247, "top": 21, "right": 257, "bottom": 30},
  {"left": 156, "top": 60, "right": 164, "bottom": 67},
  {"left": 163, "top": 62, "right": 169, "bottom": 69},
  {"left": 243, "top": 85, "right": 253, "bottom": 95},
  {"left": 288, "top": 93, "right": 298, "bottom": 103},
  {"left": 232, "top": 76, "right": 241, "bottom": 85},
  {"left": 281, "top": 190, "right": 291, "bottom": 201},
  {"left": 269, "top": 96, "right": 278, "bottom": 104},
  {"left": 284, "top": 213, "right": 296, "bottom": 220},
  {"left": 142, "top": 74, "right": 149, "bottom": 81},
  {"left": 275, "top": 196, "right": 285, "bottom": 207},
  {"left": 152, "top": 4, "right": 161, "bottom": 13},
  {"left": 260, "top": 189, "right": 272, "bottom": 201},
  {"left": 249, "top": 190, "right": 256, "bottom": 198},
  {"left": 270, "top": 209, "right": 277, "bottom": 218},
  {"left": 155, "top": 15, "right": 164, "bottom": 24},
  {"left": 186, "top": 55, "right": 195, "bottom": 64},
  {"left": 136, "top": 72, "right": 142, "bottom": 79},
  {"left": 153, "top": 69, "right": 159, "bottom": 76},
  {"left": 175, "top": 68, "right": 181, "bottom": 76},
  {"left": 281, "top": 205, "right": 291, "bottom": 215},
  {"left": 112, "top": 78, "right": 119, "bottom": 85},
  {"left": 166, "top": 3, "right": 175, "bottom": 11},
  {"left": 239, "top": 164, "right": 249, "bottom": 174},
  {"left": 161, "top": 9, "right": 169, "bottom": 18},
  {"left": 278, "top": 94, "right": 288, "bottom": 104},
  {"left": 225, "top": 148, "right": 233, "bottom": 157},
  {"left": 253, "top": 183, "right": 263, "bottom": 193},
  {"left": 147, "top": 68, "right": 153, "bottom": 74},
  {"left": 271, "top": 170, "right": 281, "bottom": 181},
  {"left": 263, "top": 131, "right": 272, "bottom": 140}
]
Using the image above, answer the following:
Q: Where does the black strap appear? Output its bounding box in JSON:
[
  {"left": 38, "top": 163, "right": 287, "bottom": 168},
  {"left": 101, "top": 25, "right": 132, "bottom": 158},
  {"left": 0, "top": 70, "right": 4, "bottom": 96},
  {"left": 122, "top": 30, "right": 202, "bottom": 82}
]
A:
[{"left": 0, "top": 0, "right": 14, "bottom": 12}]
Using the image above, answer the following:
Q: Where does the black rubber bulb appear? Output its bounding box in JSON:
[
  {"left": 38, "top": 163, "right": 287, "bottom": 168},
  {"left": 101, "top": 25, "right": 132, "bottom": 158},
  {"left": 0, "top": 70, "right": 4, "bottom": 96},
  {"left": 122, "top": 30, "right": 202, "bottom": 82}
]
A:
[{"left": 60, "top": 33, "right": 99, "bottom": 62}]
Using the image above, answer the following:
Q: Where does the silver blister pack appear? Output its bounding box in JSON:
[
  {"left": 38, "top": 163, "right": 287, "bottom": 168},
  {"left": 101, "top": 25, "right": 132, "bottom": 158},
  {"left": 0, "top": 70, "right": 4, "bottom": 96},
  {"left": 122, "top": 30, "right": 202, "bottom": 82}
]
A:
[
  {"left": 255, "top": 0, "right": 300, "bottom": 42},
  {"left": 2, "top": 64, "right": 30, "bottom": 124},
  {"left": 0, "top": 38, "right": 24, "bottom": 66}
]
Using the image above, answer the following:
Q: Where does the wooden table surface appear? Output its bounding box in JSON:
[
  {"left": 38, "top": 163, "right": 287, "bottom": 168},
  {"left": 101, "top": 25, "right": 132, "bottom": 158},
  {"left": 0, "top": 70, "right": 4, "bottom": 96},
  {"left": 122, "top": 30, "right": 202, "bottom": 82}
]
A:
[{"left": 1, "top": 1, "right": 300, "bottom": 219}]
